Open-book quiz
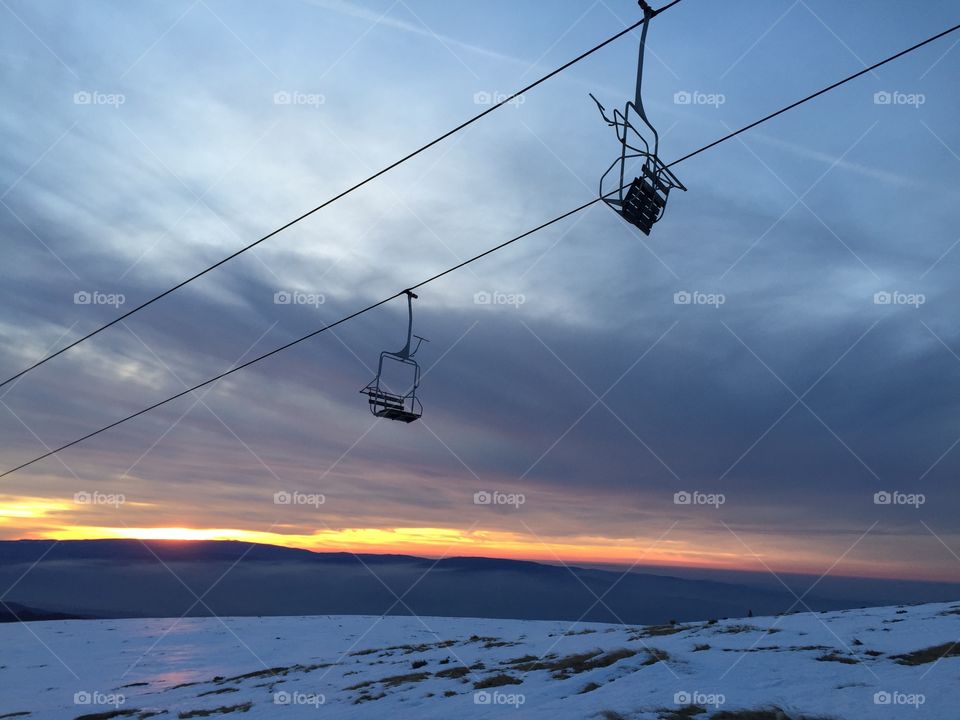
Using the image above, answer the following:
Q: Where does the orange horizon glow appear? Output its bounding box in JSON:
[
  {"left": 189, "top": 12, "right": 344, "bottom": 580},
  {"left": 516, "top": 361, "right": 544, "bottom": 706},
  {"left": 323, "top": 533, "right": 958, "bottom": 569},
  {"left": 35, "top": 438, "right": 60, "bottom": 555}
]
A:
[
  {"left": 3, "top": 523, "right": 947, "bottom": 583},
  {"left": 2, "top": 495, "right": 954, "bottom": 583}
]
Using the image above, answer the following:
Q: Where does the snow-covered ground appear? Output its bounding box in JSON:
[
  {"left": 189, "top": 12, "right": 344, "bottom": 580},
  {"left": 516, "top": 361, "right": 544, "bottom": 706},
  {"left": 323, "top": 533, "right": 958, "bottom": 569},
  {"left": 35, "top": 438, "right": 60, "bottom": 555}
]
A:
[{"left": 2, "top": 601, "right": 958, "bottom": 719}]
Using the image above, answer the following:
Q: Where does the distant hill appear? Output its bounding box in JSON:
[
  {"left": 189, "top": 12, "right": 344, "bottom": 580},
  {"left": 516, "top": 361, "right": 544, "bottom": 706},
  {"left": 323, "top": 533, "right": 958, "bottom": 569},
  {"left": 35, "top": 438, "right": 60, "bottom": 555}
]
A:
[
  {"left": 0, "top": 600, "right": 86, "bottom": 623},
  {"left": 0, "top": 539, "right": 955, "bottom": 624}
]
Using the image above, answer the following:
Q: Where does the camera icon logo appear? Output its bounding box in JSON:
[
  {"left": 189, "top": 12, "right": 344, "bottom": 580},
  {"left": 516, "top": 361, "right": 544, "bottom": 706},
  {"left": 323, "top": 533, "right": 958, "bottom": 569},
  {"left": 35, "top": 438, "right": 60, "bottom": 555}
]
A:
[
  {"left": 674, "top": 491, "right": 692, "bottom": 505},
  {"left": 674, "top": 91, "right": 692, "bottom": 105},
  {"left": 874, "top": 491, "right": 892, "bottom": 505},
  {"left": 873, "top": 291, "right": 892, "bottom": 305},
  {"left": 874, "top": 691, "right": 892, "bottom": 705},
  {"left": 273, "top": 91, "right": 291, "bottom": 105},
  {"left": 674, "top": 691, "right": 692, "bottom": 704},
  {"left": 74, "top": 491, "right": 92, "bottom": 504},
  {"left": 74, "top": 291, "right": 92, "bottom": 304},
  {"left": 473, "top": 91, "right": 492, "bottom": 105},
  {"left": 474, "top": 291, "right": 491, "bottom": 305},
  {"left": 274, "top": 290, "right": 292, "bottom": 304},
  {"left": 273, "top": 691, "right": 291, "bottom": 705},
  {"left": 473, "top": 490, "right": 492, "bottom": 505},
  {"left": 274, "top": 490, "right": 292, "bottom": 505},
  {"left": 673, "top": 291, "right": 692, "bottom": 305},
  {"left": 473, "top": 691, "right": 492, "bottom": 705},
  {"left": 873, "top": 91, "right": 892, "bottom": 105},
  {"left": 73, "top": 91, "right": 92, "bottom": 105},
  {"left": 74, "top": 691, "right": 92, "bottom": 705}
]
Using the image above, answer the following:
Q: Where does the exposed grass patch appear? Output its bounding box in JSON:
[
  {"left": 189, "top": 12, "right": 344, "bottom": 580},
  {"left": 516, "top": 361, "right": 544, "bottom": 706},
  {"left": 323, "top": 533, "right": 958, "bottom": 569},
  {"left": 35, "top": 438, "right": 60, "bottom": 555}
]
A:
[
  {"left": 434, "top": 666, "right": 471, "bottom": 680},
  {"left": 892, "top": 642, "right": 960, "bottom": 666},
  {"left": 512, "top": 648, "right": 637, "bottom": 677},
  {"left": 364, "top": 675, "right": 414, "bottom": 692},
  {"left": 579, "top": 681, "right": 602, "bottom": 694},
  {"left": 411, "top": 660, "right": 428, "bottom": 669},
  {"left": 642, "top": 649, "right": 670, "bottom": 666},
  {"left": 656, "top": 706, "right": 706, "bottom": 719},
  {"left": 474, "top": 673, "right": 522, "bottom": 689},
  {"left": 504, "top": 654, "right": 538, "bottom": 665},
  {"left": 816, "top": 652, "right": 858, "bottom": 665},
  {"left": 75, "top": 711, "right": 165, "bottom": 720},
  {"left": 348, "top": 671, "right": 430, "bottom": 692},
  {"left": 711, "top": 708, "right": 832, "bottom": 719},
  {"left": 693, "top": 644, "right": 711, "bottom": 652},
  {"left": 214, "top": 667, "right": 289, "bottom": 684},
  {"left": 74, "top": 711, "right": 142, "bottom": 720},
  {"left": 350, "top": 640, "right": 455, "bottom": 657},
  {"left": 177, "top": 704, "right": 252, "bottom": 719},
  {"left": 353, "top": 691, "right": 386, "bottom": 705},
  {"left": 714, "top": 625, "right": 780, "bottom": 635},
  {"left": 634, "top": 624, "right": 689, "bottom": 639}
]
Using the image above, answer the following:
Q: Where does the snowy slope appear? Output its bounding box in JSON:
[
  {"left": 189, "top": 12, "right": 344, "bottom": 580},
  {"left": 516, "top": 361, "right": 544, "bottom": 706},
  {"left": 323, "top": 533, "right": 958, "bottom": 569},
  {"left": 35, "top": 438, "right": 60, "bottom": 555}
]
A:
[{"left": 1, "top": 601, "right": 958, "bottom": 719}]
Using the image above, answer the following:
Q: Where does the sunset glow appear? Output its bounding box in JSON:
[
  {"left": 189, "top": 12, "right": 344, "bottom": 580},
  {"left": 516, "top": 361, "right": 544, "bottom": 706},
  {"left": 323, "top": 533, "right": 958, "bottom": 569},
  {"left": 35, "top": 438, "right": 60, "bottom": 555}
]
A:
[{"left": 0, "top": 520, "right": 925, "bottom": 580}]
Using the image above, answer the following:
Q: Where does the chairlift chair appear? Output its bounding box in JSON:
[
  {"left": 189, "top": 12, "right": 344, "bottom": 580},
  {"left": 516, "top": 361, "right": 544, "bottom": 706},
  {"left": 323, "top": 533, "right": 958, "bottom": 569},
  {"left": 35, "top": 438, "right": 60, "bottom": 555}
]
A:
[
  {"left": 361, "top": 290, "right": 428, "bottom": 423},
  {"left": 591, "top": 0, "right": 685, "bottom": 235}
]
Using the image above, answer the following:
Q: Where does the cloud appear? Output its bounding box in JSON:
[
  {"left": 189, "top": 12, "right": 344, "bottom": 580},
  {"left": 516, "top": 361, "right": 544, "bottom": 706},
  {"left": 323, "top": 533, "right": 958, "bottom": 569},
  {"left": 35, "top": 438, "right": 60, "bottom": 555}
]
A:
[{"left": 1, "top": 0, "right": 960, "bottom": 581}]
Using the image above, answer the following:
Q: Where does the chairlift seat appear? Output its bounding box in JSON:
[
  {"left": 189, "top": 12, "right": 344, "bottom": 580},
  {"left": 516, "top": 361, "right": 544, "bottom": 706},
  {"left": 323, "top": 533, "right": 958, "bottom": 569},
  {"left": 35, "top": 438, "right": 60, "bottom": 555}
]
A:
[{"left": 366, "top": 389, "right": 421, "bottom": 422}]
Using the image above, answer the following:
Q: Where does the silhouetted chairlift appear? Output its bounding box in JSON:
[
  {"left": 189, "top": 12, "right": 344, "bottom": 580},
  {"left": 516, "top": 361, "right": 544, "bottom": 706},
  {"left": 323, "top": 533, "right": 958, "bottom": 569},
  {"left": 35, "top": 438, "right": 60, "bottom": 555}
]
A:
[
  {"left": 361, "top": 290, "right": 428, "bottom": 423},
  {"left": 591, "top": 0, "right": 685, "bottom": 236}
]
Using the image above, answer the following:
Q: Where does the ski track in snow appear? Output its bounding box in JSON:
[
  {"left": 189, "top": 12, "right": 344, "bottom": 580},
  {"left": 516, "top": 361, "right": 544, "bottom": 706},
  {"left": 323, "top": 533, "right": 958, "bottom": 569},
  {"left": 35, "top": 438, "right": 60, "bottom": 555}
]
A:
[{"left": 1, "top": 601, "right": 958, "bottom": 719}]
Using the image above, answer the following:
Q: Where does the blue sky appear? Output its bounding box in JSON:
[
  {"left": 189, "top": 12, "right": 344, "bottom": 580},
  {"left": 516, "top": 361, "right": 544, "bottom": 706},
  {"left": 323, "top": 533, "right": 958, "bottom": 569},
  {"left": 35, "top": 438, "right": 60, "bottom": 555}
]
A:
[{"left": 1, "top": 0, "right": 960, "bottom": 579}]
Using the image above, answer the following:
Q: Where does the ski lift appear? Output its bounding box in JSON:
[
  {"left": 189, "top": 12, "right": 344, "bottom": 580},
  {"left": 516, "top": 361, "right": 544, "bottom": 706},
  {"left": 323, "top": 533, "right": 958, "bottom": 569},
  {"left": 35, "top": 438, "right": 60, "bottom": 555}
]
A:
[
  {"left": 361, "top": 290, "right": 428, "bottom": 423},
  {"left": 591, "top": 0, "right": 685, "bottom": 236}
]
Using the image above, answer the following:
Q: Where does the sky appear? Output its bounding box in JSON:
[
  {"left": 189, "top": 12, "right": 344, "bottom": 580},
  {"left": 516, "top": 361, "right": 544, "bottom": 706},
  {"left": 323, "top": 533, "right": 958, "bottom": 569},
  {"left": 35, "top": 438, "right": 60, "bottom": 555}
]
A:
[{"left": 1, "top": 0, "right": 960, "bottom": 582}]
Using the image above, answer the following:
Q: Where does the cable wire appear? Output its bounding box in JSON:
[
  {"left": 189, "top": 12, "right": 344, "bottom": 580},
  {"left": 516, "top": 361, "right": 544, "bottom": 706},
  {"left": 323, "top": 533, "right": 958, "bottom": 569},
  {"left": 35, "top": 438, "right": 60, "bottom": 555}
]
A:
[
  {"left": 3, "top": 18, "right": 958, "bottom": 478},
  {"left": 0, "top": 1, "right": 684, "bottom": 392}
]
